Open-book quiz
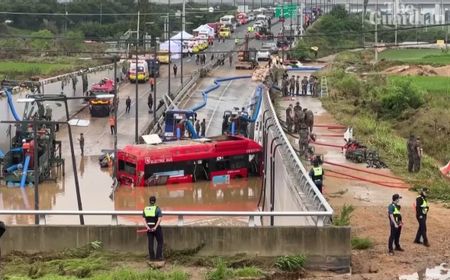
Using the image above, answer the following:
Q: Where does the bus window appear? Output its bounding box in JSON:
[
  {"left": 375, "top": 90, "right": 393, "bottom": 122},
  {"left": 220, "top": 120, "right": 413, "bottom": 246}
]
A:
[
  {"left": 228, "top": 154, "right": 248, "bottom": 169},
  {"left": 119, "top": 160, "right": 136, "bottom": 175},
  {"left": 144, "top": 161, "right": 195, "bottom": 179}
]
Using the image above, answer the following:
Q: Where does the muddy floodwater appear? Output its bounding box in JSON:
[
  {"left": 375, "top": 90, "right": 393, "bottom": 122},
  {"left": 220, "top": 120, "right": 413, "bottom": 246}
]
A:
[{"left": 0, "top": 154, "right": 262, "bottom": 225}]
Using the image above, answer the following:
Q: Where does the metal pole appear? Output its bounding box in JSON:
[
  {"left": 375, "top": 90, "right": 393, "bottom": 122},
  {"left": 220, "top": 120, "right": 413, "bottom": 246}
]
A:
[
  {"left": 113, "top": 59, "right": 118, "bottom": 179},
  {"left": 154, "top": 46, "right": 157, "bottom": 121},
  {"left": 135, "top": 38, "right": 139, "bottom": 144},
  {"left": 32, "top": 120, "right": 39, "bottom": 224},
  {"left": 181, "top": 0, "right": 185, "bottom": 86},
  {"left": 64, "top": 99, "right": 84, "bottom": 225},
  {"left": 167, "top": 15, "right": 171, "bottom": 98},
  {"left": 394, "top": 0, "right": 397, "bottom": 45},
  {"left": 375, "top": 0, "right": 378, "bottom": 63}
]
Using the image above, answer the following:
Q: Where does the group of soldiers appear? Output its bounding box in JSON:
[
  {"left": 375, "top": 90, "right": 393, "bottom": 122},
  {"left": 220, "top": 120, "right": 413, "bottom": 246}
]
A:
[
  {"left": 407, "top": 134, "right": 423, "bottom": 173},
  {"left": 285, "top": 102, "right": 315, "bottom": 156},
  {"left": 280, "top": 74, "right": 319, "bottom": 97}
]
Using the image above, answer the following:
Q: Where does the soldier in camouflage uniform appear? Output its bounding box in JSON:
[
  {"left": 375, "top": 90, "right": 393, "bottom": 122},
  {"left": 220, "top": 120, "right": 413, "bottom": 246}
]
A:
[
  {"left": 305, "top": 109, "right": 314, "bottom": 133},
  {"left": 285, "top": 104, "right": 294, "bottom": 133},
  {"left": 294, "top": 105, "right": 305, "bottom": 134}
]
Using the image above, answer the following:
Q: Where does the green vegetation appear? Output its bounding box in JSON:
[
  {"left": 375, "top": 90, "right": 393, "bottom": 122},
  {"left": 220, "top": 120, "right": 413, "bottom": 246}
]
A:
[
  {"left": 379, "top": 49, "right": 450, "bottom": 65},
  {"left": 351, "top": 237, "right": 374, "bottom": 250},
  {"left": 332, "top": 204, "right": 355, "bottom": 226},
  {"left": 205, "top": 259, "right": 264, "bottom": 280},
  {"left": 388, "top": 76, "right": 450, "bottom": 96},
  {"left": 321, "top": 51, "right": 450, "bottom": 202},
  {"left": 0, "top": 58, "right": 106, "bottom": 79},
  {"left": 274, "top": 255, "right": 306, "bottom": 272}
]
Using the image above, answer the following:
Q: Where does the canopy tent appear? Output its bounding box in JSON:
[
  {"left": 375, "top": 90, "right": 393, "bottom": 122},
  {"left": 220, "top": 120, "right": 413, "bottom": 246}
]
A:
[
  {"left": 192, "top": 24, "right": 215, "bottom": 38},
  {"left": 170, "top": 31, "right": 193, "bottom": 44},
  {"left": 159, "top": 40, "right": 182, "bottom": 59}
]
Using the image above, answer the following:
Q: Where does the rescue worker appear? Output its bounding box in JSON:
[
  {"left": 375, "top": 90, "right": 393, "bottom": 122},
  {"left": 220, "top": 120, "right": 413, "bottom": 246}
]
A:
[
  {"left": 109, "top": 115, "right": 116, "bottom": 135},
  {"left": 413, "top": 136, "right": 423, "bottom": 172},
  {"left": 309, "top": 75, "right": 316, "bottom": 94},
  {"left": 200, "top": 118, "right": 206, "bottom": 137},
  {"left": 125, "top": 96, "right": 131, "bottom": 113},
  {"left": 195, "top": 119, "right": 201, "bottom": 136},
  {"left": 309, "top": 159, "right": 324, "bottom": 193},
  {"left": 295, "top": 76, "right": 300, "bottom": 96},
  {"left": 147, "top": 94, "right": 153, "bottom": 113},
  {"left": 281, "top": 78, "right": 288, "bottom": 97},
  {"left": 298, "top": 126, "right": 310, "bottom": 157},
  {"left": 414, "top": 188, "right": 430, "bottom": 247},
  {"left": 45, "top": 105, "right": 52, "bottom": 121},
  {"left": 407, "top": 134, "right": 416, "bottom": 173},
  {"left": 285, "top": 104, "right": 294, "bottom": 133},
  {"left": 305, "top": 109, "right": 314, "bottom": 133},
  {"left": 289, "top": 75, "right": 295, "bottom": 96},
  {"left": 173, "top": 64, "right": 178, "bottom": 77},
  {"left": 78, "top": 133, "right": 85, "bottom": 156},
  {"left": 301, "top": 76, "right": 308, "bottom": 96},
  {"left": 143, "top": 196, "right": 163, "bottom": 261},
  {"left": 294, "top": 102, "right": 302, "bottom": 133},
  {"left": 150, "top": 77, "right": 155, "bottom": 92},
  {"left": 388, "top": 193, "right": 404, "bottom": 255}
]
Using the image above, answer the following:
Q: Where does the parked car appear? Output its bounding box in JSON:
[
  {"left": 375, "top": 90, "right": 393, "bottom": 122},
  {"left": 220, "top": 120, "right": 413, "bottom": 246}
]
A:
[
  {"left": 247, "top": 13, "right": 255, "bottom": 21},
  {"left": 256, "top": 45, "right": 272, "bottom": 61},
  {"left": 262, "top": 41, "right": 278, "bottom": 54}
]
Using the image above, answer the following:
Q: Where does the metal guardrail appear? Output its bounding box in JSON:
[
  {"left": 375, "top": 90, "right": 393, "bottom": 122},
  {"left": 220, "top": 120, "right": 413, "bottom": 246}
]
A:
[
  {"left": 0, "top": 210, "right": 331, "bottom": 227},
  {"left": 262, "top": 85, "right": 333, "bottom": 225}
]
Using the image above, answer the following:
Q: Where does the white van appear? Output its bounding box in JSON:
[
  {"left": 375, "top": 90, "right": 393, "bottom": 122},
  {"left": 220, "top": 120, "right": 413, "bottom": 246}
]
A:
[{"left": 220, "top": 15, "right": 237, "bottom": 30}]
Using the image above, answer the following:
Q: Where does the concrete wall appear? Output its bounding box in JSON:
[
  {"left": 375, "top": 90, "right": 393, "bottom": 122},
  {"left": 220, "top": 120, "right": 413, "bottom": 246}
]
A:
[{"left": 0, "top": 225, "right": 351, "bottom": 271}]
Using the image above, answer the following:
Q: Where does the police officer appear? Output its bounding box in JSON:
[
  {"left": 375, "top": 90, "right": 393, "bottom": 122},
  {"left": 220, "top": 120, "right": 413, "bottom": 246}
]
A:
[
  {"left": 143, "top": 196, "right": 164, "bottom": 261},
  {"left": 414, "top": 188, "right": 430, "bottom": 247},
  {"left": 0, "top": 220, "right": 5, "bottom": 239},
  {"left": 309, "top": 159, "right": 324, "bottom": 193},
  {"left": 388, "top": 194, "right": 404, "bottom": 255}
]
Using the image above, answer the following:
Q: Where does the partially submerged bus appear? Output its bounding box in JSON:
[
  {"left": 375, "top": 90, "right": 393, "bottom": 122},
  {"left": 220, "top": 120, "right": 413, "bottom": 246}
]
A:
[{"left": 117, "top": 135, "right": 262, "bottom": 187}]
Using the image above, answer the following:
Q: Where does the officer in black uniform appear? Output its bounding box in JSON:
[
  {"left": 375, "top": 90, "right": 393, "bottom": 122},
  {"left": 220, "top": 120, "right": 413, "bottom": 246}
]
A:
[
  {"left": 142, "top": 196, "right": 164, "bottom": 260},
  {"left": 388, "top": 194, "right": 404, "bottom": 255},
  {"left": 414, "top": 187, "right": 430, "bottom": 247}
]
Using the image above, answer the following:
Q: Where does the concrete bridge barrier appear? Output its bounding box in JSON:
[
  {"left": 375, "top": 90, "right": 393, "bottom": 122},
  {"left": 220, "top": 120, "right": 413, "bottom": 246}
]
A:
[{"left": 0, "top": 225, "right": 351, "bottom": 271}]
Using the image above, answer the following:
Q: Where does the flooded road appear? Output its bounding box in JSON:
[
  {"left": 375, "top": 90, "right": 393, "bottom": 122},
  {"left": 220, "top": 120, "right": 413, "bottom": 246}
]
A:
[
  {"left": 399, "top": 263, "right": 449, "bottom": 280},
  {"left": 0, "top": 150, "right": 261, "bottom": 225}
]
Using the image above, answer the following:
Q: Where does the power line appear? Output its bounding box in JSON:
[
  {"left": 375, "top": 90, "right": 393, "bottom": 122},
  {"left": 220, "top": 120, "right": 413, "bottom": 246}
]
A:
[{"left": 0, "top": 9, "right": 233, "bottom": 16}]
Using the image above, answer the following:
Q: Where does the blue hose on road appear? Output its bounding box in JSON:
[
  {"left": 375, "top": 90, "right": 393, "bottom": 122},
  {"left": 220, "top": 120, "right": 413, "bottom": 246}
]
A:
[
  {"left": 5, "top": 88, "right": 21, "bottom": 121},
  {"left": 189, "top": 75, "right": 252, "bottom": 112},
  {"left": 239, "top": 85, "right": 263, "bottom": 123},
  {"left": 20, "top": 155, "right": 31, "bottom": 188}
]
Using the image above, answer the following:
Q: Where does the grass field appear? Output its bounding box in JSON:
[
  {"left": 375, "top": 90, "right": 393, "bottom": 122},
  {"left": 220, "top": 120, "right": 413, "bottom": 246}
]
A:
[
  {"left": 388, "top": 75, "right": 450, "bottom": 94},
  {"left": 0, "top": 58, "right": 103, "bottom": 79},
  {"left": 0, "top": 61, "right": 73, "bottom": 77},
  {"left": 379, "top": 49, "right": 450, "bottom": 65}
]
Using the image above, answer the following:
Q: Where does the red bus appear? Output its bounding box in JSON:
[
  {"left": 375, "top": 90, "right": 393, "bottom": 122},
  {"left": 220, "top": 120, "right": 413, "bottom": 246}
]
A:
[{"left": 117, "top": 135, "right": 262, "bottom": 187}]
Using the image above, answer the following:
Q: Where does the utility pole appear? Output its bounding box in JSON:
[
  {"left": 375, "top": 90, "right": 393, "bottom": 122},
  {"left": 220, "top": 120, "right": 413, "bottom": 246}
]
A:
[
  {"left": 167, "top": 15, "right": 171, "bottom": 98},
  {"left": 181, "top": 0, "right": 185, "bottom": 86},
  {"left": 394, "top": 0, "right": 397, "bottom": 45},
  {"left": 374, "top": 0, "right": 378, "bottom": 63},
  {"left": 135, "top": 10, "right": 140, "bottom": 144},
  {"left": 100, "top": 3, "right": 103, "bottom": 24},
  {"left": 113, "top": 59, "right": 118, "bottom": 179}
]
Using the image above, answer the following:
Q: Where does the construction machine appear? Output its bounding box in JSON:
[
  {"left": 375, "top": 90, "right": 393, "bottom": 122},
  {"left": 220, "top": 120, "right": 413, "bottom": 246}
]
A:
[{"left": 235, "top": 35, "right": 258, "bottom": 70}]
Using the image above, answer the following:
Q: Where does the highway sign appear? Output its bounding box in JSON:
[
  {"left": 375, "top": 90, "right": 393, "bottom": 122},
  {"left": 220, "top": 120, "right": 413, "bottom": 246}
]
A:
[{"left": 275, "top": 4, "right": 297, "bottom": 18}]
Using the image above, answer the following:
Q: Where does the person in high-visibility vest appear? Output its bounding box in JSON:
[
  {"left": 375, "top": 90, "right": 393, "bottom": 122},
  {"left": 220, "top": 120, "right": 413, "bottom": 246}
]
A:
[
  {"left": 414, "top": 188, "right": 430, "bottom": 247},
  {"left": 388, "top": 193, "right": 404, "bottom": 255},
  {"left": 143, "top": 196, "right": 164, "bottom": 261},
  {"left": 308, "top": 159, "right": 324, "bottom": 193}
]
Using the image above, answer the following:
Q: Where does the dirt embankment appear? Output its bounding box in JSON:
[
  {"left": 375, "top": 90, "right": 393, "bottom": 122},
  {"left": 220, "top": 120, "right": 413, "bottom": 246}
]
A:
[{"left": 383, "top": 64, "right": 450, "bottom": 77}]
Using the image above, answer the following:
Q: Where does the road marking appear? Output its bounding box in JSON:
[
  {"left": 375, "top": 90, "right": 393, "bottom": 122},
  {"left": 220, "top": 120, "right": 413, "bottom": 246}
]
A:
[{"left": 205, "top": 80, "right": 232, "bottom": 134}]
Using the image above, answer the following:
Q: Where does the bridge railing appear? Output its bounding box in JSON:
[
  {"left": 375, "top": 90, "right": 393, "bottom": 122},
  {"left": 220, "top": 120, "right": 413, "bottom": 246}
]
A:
[
  {"left": 0, "top": 210, "right": 331, "bottom": 227},
  {"left": 260, "top": 84, "right": 333, "bottom": 225}
]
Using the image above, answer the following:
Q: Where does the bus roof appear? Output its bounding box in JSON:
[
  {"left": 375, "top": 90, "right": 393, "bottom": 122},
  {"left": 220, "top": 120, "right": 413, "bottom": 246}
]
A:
[{"left": 119, "top": 135, "right": 262, "bottom": 164}]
